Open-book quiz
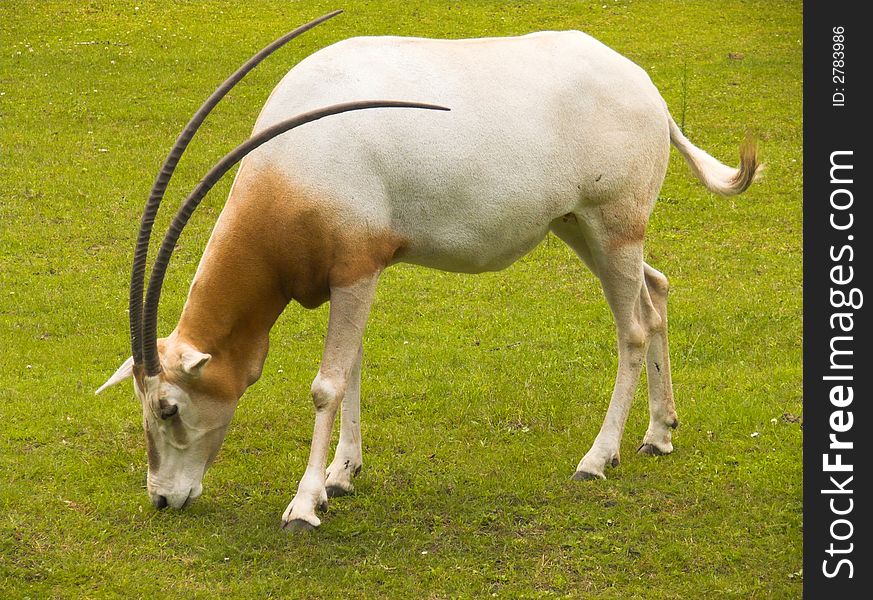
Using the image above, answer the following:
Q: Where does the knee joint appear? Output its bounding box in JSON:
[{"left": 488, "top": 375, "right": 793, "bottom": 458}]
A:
[
  {"left": 623, "top": 323, "right": 648, "bottom": 349},
  {"left": 311, "top": 373, "right": 345, "bottom": 411},
  {"left": 623, "top": 310, "right": 665, "bottom": 349},
  {"left": 640, "top": 290, "right": 665, "bottom": 335},
  {"left": 645, "top": 311, "right": 665, "bottom": 335},
  {"left": 645, "top": 270, "right": 670, "bottom": 298}
]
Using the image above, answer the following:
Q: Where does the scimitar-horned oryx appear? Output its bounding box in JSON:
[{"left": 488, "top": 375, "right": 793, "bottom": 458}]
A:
[{"left": 97, "top": 10, "right": 759, "bottom": 531}]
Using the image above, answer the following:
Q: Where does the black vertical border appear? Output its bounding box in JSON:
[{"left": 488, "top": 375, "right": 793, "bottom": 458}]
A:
[{"left": 803, "top": 2, "right": 869, "bottom": 597}]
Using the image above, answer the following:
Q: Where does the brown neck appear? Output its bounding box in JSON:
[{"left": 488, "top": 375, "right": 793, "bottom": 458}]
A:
[
  {"left": 172, "top": 163, "right": 405, "bottom": 396},
  {"left": 174, "top": 212, "right": 290, "bottom": 397}
]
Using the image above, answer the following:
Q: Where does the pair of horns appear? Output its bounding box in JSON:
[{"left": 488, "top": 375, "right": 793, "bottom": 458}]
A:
[{"left": 128, "top": 10, "right": 449, "bottom": 377}]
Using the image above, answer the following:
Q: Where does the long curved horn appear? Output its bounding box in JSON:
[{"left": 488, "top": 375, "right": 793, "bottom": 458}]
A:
[
  {"left": 129, "top": 10, "right": 343, "bottom": 368},
  {"left": 140, "top": 100, "right": 451, "bottom": 376}
]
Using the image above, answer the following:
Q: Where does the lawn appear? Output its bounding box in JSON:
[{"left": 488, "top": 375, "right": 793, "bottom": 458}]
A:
[{"left": 1, "top": 1, "right": 802, "bottom": 598}]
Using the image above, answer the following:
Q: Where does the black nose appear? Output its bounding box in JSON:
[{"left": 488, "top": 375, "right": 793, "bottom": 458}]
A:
[{"left": 154, "top": 495, "right": 169, "bottom": 509}]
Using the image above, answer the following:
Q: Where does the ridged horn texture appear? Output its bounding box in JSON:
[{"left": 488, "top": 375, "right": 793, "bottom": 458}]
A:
[
  {"left": 128, "top": 9, "right": 342, "bottom": 368},
  {"left": 140, "top": 100, "right": 451, "bottom": 376}
]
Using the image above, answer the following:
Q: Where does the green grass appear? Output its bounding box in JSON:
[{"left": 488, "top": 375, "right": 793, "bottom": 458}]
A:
[{"left": 1, "top": 1, "right": 801, "bottom": 597}]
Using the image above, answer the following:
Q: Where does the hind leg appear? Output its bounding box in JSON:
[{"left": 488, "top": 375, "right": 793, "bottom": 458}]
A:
[
  {"left": 638, "top": 264, "right": 679, "bottom": 456},
  {"left": 574, "top": 244, "right": 659, "bottom": 479},
  {"left": 552, "top": 214, "right": 662, "bottom": 480}
]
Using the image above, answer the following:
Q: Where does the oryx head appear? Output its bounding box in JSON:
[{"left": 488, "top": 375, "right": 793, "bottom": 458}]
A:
[
  {"left": 98, "top": 338, "right": 231, "bottom": 508},
  {"left": 96, "top": 10, "right": 448, "bottom": 509}
]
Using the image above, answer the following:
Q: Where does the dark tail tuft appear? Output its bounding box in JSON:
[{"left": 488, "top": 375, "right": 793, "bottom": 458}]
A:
[{"left": 730, "top": 135, "right": 761, "bottom": 194}]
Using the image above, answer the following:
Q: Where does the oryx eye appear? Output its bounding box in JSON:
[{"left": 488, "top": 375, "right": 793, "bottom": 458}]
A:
[{"left": 160, "top": 403, "right": 179, "bottom": 420}]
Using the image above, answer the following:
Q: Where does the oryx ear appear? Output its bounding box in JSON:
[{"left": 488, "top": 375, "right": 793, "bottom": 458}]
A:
[
  {"left": 95, "top": 356, "right": 135, "bottom": 394},
  {"left": 179, "top": 347, "right": 211, "bottom": 377}
]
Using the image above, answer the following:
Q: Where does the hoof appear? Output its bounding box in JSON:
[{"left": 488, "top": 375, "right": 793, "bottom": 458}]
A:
[
  {"left": 281, "top": 498, "right": 323, "bottom": 531},
  {"left": 637, "top": 443, "right": 666, "bottom": 456},
  {"left": 324, "top": 462, "right": 361, "bottom": 499},
  {"left": 326, "top": 483, "right": 354, "bottom": 498},
  {"left": 670, "top": 419, "right": 680, "bottom": 430},
  {"left": 282, "top": 518, "right": 318, "bottom": 533},
  {"left": 610, "top": 457, "right": 620, "bottom": 468},
  {"left": 572, "top": 470, "right": 605, "bottom": 481}
]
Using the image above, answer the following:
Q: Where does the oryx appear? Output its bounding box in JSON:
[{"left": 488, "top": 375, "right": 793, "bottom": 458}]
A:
[{"left": 98, "top": 10, "right": 759, "bottom": 531}]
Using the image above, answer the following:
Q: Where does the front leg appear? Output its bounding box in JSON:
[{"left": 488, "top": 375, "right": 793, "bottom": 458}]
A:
[
  {"left": 282, "top": 275, "right": 378, "bottom": 531},
  {"left": 325, "top": 344, "right": 363, "bottom": 497}
]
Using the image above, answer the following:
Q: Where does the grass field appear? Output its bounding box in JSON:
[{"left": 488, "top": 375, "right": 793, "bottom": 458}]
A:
[{"left": 1, "top": 1, "right": 802, "bottom": 597}]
